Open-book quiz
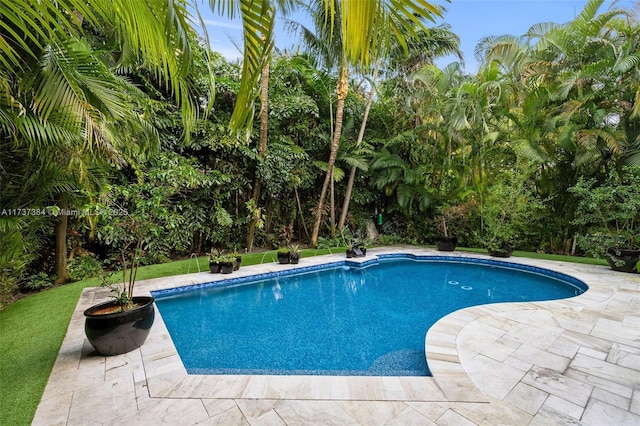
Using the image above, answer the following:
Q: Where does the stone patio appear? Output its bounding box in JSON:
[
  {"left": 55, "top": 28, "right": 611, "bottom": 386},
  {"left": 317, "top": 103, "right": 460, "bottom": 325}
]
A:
[{"left": 33, "top": 247, "right": 640, "bottom": 425}]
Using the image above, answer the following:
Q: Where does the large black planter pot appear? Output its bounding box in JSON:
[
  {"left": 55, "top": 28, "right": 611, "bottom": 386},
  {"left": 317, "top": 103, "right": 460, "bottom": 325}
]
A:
[
  {"left": 278, "top": 252, "right": 290, "bottom": 264},
  {"left": 84, "top": 296, "right": 155, "bottom": 356},
  {"left": 209, "top": 261, "right": 221, "bottom": 273},
  {"left": 606, "top": 247, "right": 640, "bottom": 273},
  {"left": 488, "top": 245, "right": 513, "bottom": 258},
  {"left": 220, "top": 262, "right": 234, "bottom": 274},
  {"left": 435, "top": 236, "right": 458, "bottom": 251}
]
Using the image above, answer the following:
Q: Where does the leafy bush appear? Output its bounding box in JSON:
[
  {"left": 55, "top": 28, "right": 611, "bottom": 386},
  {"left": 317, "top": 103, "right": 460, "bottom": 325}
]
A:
[
  {"left": 0, "top": 270, "right": 18, "bottom": 310},
  {"left": 24, "top": 273, "right": 54, "bottom": 291},
  {"left": 316, "top": 236, "right": 343, "bottom": 249},
  {"left": 68, "top": 255, "right": 103, "bottom": 281},
  {"left": 377, "top": 233, "right": 415, "bottom": 245},
  {"left": 570, "top": 166, "right": 640, "bottom": 259},
  {"left": 480, "top": 174, "right": 544, "bottom": 251}
]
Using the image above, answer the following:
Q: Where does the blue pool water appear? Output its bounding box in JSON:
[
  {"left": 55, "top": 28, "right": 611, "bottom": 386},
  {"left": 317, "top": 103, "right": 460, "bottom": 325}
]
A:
[{"left": 152, "top": 255, "right": 587, "bottom": 376}]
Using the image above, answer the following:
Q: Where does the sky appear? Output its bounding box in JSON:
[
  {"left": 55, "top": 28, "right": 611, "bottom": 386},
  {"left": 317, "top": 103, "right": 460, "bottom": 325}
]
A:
[{"left": 198, "top": 0, "right": 638, "bottom": 74}]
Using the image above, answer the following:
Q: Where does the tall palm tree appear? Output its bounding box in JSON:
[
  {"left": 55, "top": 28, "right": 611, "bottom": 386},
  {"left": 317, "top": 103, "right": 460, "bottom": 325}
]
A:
[
  {"left": 243, "top": 1, "right": 297, "bottom": 251},
  {"left": 297, "top": 0, "right": 444, "bottom": 246},
  {"left": 527, "top": 0, "right": 635, "bottom": 161},
  {"left": 338, "top": 24, "right": 462, "bottom": 230}
]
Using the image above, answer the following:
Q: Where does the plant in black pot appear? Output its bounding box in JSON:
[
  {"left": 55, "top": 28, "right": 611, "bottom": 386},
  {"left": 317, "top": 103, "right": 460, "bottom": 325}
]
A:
[
  {"left": 85, "top": 208, "right": 155, "bottom": 356},
  {"left": 276, "top": 224, "right": 293, "bottom": 264},
  {"left": 433, "top": 203, "right": 467, "bottom": 251},
  {"left": 219, "top": 253, "right": 236, "bottom": 274},
  {"left": 569, "top": 166, "right": 640, "bottom": 273},
  {"left": 277, "top": 246, "right": 291, "bottom": 264},
  {"left": 434, "top": 217, "right": 457, "bottom": 251},
  {"left": 232, "top": 250, "right": 242, "bottom": 271},
  {"left": 209, "top": 249, "right": 222, "bottom": 273},
  {"left": 289, "top": 244, "right": 301, "bottom": 264},
  {"left": 480, "top": 174, "right": 543, "bottom": 258}
]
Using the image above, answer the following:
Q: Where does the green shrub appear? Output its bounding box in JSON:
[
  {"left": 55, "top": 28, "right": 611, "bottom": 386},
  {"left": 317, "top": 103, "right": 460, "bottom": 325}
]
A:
[
  {"left": 0, "top": 270, "right": 18, "bottom": 310},
  {"left": 24, "top": 273, "right": 54, "bottom": 291},
  {"left": 569, "top": 166, "right": 640, "bottom": 259},
  {"left": 479, "top": 174, "right": 544, "bottom": 252},
  {"left": 68, "top": 255, "right": 103, "bottom": 281}
]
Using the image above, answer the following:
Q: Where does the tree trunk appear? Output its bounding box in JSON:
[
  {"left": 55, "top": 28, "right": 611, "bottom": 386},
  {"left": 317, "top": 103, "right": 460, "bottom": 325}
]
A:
[
  {"left": 338, "top": 61, "right": 379, "bottom": 231},
  {"left": 54, "top": 197, "right": 69, "bottom": 285},
  {"left": 294, "top": 187, "right": 310, "bottom": 241},
  {"left": 330, "top": 169, "right": 335, "bottom": 238},
  {"left": 247, "top": 59, "right": 270, "bottom": 252},
  {"left": 311, "top": 67, "right": 348, "bottom": 246}
]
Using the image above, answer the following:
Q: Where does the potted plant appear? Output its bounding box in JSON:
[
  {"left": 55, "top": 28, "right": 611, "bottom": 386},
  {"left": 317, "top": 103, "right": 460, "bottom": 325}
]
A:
[
  {"left": 232, "top": 250, "right": 242, "bottom": 271},
  {"left": 289, "top": 244, "right": 301, "bottom": 264},
  {"left": 433, "top": 203, "right": 465, "bottom": 251},
  {"left": 219, "top": 253, "right": 236, "bottom": 274},
  {"left": 85, "top": 208, "right": 155, "bottom": 356},
  {"left": 209, "top": 249, "right": 221, "bottom": 273},
  {"left": 277, "top": 246, "right": 291, "bottom": 264},
  {"left": 570, "top": 166, "right": 640, "bottom": 273},
  {"left": 434, "top": 218, "right": 457, "bottom": 251},
  {"left": 480, "top": 175, "right": 542, "bottom": 258}
]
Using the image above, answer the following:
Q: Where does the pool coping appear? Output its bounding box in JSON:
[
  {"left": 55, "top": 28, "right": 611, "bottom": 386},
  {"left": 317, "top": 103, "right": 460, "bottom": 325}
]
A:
[{"left": 33, "top": 246, "right": 640, "bottom": 425}]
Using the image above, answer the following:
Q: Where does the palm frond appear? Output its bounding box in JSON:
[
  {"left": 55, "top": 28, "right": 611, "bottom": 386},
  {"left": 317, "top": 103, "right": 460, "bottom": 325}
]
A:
[
  {"left": 227, "top": 0, "right": 275, "bottom": 136},
  {"left": 513, "top": 138, "right": 551, "bottom": 163},
  {"left": 0, "top": 0, "right": 97, "bottom": 70},
  {"left": 614, "top": 52, "right": 640, "bottom": 73},
  {"left": 340, "top": 155, "right": 369, "bottom": 172},
  {"left": 92, "top": 0, "right": 196, "bottom": 134}
]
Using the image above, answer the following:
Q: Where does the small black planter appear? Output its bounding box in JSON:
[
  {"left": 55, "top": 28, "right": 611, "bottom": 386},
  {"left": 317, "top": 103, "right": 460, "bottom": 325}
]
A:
[
  {"left": 290, "top": 254, "right": 300, "bottom": 264},
  {"left": 84, "top": 296, "right": 155, "bottom": 356},
  {"left": 234, "top": 256, "right": 242, "bottom": 271},
  {"left": 488, "top": 244, "right": 513, "bottom": 258},
  {"left": 435, "top": 235, "right": 458, "bottom": 251},
  {"left": 220, "top": 262, "right": 234, "bottom": 274},
  {"left": 278, "top": 252, "right": 290, "bottom": 264},
  {"left": 606, "top": 247, "right": 640, "bottom": 273},
  {"left": 209, "top": 261, "right": 221, "bottom": 273}
]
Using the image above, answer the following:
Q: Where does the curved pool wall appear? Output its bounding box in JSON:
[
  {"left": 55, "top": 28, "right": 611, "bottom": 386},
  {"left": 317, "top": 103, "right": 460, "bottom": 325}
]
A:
[
  {"left": 152, "top": 254, "right": 588, "bottom": 299},
  {"left": 152, "top": 254, "right": 588, "bottom": 377}
]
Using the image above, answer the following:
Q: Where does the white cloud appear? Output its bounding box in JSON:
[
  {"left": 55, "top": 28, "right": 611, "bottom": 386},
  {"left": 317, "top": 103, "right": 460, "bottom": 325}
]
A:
[
  {"left": 203, "top": 19, "right": 242, "bottom": 30},
  {"left": 209, "top": 43, "right": 243, "bottom": 61}
]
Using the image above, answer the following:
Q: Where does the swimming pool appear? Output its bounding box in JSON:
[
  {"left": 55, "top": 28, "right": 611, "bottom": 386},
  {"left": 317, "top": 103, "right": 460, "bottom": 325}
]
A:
[{"left": 152, "top": 255, "right": 587, "bottom": 376}]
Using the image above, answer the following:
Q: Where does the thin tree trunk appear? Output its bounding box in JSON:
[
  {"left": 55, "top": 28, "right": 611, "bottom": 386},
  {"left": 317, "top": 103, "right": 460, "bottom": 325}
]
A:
[
  {"left": 294, "top": 187, "right": 310, "bottom": 241},
  {"left": 330, "top": 169, "right": 335, "bottom": 238},
  {"left": 247, "top": 59, "right": 270, "bottom": 252},
  {"left": 54, "top": 196, "right": 69, "bottom": 285},
  {"left": 311, "top": 67, "right": 348, "bottom": 246},
  {"left": 338, "top": 63, "right": 379, "bottom": 230}
]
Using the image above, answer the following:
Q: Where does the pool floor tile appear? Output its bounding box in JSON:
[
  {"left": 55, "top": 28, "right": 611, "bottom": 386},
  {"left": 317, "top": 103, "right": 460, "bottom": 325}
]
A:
[{"left": 34, "top": 247, "right": 640, "bottom": 425}]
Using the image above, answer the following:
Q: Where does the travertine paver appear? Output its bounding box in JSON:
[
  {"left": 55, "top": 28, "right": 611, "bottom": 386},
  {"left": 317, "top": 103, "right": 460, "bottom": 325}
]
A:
[{"left": 33, "top": 247, "right": 640, "bottom": 425}]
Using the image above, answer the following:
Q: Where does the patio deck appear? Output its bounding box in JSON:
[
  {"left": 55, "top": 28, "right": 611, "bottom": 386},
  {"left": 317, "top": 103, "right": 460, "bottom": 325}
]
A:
[{"left": 33, "top": 247, "right": 640, "bottom": 425}]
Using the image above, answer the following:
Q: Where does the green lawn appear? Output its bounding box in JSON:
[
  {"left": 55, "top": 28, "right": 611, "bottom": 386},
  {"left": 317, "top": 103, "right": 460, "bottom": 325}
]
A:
[{"left": 0, "top": 247, "right": 606, "bottom": 425}]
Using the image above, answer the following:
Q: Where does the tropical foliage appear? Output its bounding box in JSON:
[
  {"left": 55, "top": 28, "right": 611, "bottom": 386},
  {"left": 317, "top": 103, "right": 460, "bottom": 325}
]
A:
[{"left": 1, "top": 0, "right": 639, "bottom": 307}]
